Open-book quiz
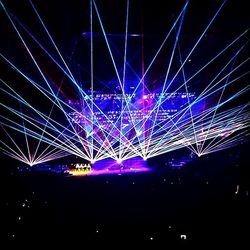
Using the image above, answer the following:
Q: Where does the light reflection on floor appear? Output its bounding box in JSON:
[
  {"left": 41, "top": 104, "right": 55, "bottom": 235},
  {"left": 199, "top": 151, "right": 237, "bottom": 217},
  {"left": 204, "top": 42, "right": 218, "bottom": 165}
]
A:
[{"left": 68, "top": 157, "right": 151, "bottom": 177}]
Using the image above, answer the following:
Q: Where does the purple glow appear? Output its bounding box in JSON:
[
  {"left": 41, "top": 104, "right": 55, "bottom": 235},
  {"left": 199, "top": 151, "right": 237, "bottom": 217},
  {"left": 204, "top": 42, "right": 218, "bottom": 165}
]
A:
[{"left": 69, "top": 157, "right": 151, "bottom": 177}]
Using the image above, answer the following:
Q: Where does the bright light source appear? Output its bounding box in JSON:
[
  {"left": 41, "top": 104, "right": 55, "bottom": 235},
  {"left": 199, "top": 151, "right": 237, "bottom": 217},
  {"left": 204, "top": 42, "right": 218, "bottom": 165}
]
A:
[
  {"left": 180, "top": 234, "right": 187, "bottom": 240},
  {"left": 116, "top": 159, "right": 123, "bottom": 164},
  {"left": 136, "top": 130, "right": 142, "bottom": 136}
]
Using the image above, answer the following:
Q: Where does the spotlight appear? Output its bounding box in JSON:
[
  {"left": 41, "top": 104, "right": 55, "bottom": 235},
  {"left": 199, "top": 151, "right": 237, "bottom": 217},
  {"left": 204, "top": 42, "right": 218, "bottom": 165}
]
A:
[
  {"left": 143, "top": 157, "right": 147, "bottom": 161},
  {"left": 116, "top": 159, "right": 123, "bottom": 164},
  {"left": 90, "top": 160, "right": 96, "bottom": 164}
]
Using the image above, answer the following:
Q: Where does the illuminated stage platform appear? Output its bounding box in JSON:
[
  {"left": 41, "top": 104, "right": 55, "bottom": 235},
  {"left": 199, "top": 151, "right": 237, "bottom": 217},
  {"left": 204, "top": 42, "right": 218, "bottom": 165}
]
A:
[{"left": 68, "top": 157, "right": 151, "bottom": 176}]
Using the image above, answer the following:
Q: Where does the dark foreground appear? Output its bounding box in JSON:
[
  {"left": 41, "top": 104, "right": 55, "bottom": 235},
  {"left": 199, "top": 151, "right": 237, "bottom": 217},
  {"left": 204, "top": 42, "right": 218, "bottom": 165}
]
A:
[{"left": 1, "top": 146, "right": 249, "bottom": 247}]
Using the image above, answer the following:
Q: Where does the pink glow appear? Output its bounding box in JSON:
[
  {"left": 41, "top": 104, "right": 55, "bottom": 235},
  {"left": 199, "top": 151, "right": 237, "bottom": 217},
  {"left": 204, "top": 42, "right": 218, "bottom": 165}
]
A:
[{"left": 69, "top": 157, "right": 151, "bottom": 177}]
